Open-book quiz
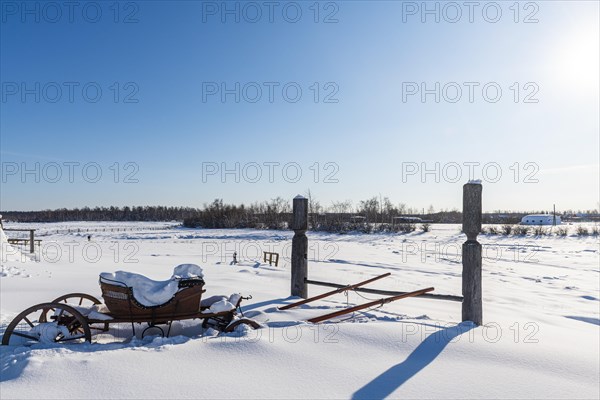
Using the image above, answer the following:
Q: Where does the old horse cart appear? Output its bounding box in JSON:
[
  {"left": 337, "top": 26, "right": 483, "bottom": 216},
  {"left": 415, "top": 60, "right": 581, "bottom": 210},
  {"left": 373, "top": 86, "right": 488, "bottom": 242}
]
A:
[{"left": 1, "top": 265, "right": 259, "bottom": 345}]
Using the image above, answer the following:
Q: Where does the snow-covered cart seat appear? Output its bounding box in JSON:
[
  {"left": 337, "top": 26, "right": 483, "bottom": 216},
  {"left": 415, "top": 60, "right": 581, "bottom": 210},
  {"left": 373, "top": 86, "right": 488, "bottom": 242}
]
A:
[{"left": 99, "top": 264, "right": 206, "bottom": 319}]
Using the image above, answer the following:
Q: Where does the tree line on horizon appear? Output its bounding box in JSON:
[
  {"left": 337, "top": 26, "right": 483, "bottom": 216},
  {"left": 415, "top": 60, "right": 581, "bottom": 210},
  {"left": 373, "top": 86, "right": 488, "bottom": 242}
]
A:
[{"left": 2, "top": 196, "right": 596, "bottom": 232}]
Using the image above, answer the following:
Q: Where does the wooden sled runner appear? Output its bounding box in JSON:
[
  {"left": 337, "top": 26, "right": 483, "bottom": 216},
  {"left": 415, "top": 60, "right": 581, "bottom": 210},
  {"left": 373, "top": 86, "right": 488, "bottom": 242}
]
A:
[{"left": 279, "top": 273, "right": 434, "bottom": 323}]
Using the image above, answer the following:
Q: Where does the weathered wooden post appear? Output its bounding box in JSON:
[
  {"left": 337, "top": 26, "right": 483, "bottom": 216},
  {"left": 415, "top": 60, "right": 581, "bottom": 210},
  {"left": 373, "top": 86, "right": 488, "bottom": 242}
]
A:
[
  {"left": 29, "top": 229, "right": 35, "bottom": 254},
  {"left": 291, "top": 195, "right": 308, "bottom": 298},
  {"left": 462, "top": 182, "right": 482, "bottom": 325}
]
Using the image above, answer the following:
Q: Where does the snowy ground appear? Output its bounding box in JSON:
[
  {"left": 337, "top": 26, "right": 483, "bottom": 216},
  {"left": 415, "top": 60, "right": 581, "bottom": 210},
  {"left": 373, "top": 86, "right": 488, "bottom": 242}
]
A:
[{"left": 1, "top": 222, "right": 599, "bottom": 399}]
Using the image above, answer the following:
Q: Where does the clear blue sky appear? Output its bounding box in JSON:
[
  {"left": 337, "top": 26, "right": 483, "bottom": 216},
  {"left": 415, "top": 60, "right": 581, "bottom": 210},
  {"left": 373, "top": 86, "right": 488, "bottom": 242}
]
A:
[{"left": 1, "top": 1, "right": 598, "bottom": 212}]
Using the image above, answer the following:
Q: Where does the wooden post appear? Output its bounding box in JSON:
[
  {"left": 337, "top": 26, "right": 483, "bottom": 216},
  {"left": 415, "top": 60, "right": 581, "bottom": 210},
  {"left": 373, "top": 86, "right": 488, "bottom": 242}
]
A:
[
  {"left": 291, "top": 195, "right": 308, "bottom": 298},
  {"left": 29, "top": 230, "right": 35, "bottom": 254},
  {"left": 462, "top": 182, "right": 483, "bottom": 325}
]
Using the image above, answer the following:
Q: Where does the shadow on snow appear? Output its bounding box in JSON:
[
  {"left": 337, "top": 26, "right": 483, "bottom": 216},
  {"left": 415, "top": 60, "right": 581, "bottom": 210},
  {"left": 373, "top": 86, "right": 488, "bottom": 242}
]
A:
[{"left": 352, "top": 322, "right": 476, "bottom": 399}]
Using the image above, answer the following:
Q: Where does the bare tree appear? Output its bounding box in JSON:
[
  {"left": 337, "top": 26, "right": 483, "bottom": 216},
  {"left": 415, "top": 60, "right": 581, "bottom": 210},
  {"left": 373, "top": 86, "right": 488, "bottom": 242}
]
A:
[{"left": 305, "top": 189, "right": 322, "bottom": 229}]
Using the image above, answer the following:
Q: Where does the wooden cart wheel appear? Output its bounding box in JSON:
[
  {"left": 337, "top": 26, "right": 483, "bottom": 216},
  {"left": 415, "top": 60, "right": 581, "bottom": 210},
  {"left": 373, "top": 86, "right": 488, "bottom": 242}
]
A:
[
  {"left": 224, "top": 318, "right": 260, "bottom": 333},
  {"left": 2, "top": 303, "right": 91, "bottom": 346},
  {"left": 141, "top": 324, "right": 165, "bottom": 338},
  {"left": 49, "top": 293, "right": 109, "bottom": 332},
  {"left": 52, "top": 293, "right": 102, "bottom": 306}
]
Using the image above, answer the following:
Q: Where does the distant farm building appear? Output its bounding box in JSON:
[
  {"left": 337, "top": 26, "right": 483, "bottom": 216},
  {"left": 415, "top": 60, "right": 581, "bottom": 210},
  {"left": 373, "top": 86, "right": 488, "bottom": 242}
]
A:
[
  {"left": 393, "top": 216, "right": 423, "bottom": 223},
  {"left": 350, "top": 216, "right": 367, "bottom": 222},
  {"left": 520, "top": 214, "right": 561, "bottom": 225}
]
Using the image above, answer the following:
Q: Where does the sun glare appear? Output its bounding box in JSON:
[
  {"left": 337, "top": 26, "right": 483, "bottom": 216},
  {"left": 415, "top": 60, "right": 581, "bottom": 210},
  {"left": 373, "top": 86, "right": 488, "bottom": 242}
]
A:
[{"left": 554, "top": 26, "right": 600, "bottom": 89}]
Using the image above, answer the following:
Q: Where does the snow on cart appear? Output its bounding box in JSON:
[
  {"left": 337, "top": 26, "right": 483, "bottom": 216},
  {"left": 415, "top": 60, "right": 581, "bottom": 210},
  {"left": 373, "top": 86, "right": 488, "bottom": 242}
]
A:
[{"left": 1, "top": 264, "right": 260, "bottom": 345}]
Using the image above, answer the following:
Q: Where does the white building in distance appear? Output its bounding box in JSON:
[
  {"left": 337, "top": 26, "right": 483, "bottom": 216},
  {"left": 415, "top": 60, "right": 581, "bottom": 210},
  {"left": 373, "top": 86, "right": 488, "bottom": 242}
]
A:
[{"left": 520, "top": 214, "right": 561, "bottom": 225}]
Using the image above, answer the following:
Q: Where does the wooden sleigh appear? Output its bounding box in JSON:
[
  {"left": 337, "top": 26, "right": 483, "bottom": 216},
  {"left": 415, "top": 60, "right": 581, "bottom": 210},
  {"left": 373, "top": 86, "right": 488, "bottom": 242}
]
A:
[{"left": 2, "top": 268, "right": 260, "bottom": 346}]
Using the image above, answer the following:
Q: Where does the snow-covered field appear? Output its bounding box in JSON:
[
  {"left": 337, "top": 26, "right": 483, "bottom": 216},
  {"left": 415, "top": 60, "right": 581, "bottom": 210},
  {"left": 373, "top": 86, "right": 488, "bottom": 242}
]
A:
[{"left": 1, "top": 222, "right": 599, "bottom": 399}]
